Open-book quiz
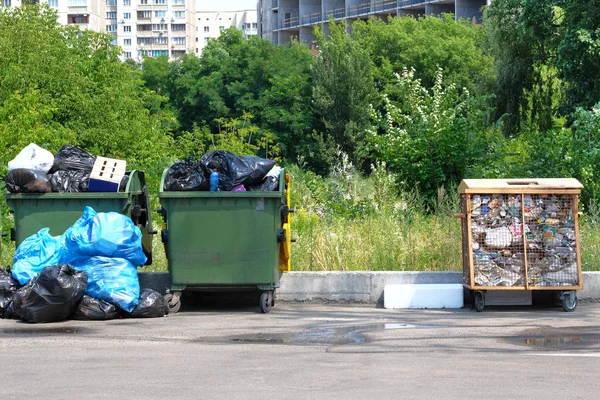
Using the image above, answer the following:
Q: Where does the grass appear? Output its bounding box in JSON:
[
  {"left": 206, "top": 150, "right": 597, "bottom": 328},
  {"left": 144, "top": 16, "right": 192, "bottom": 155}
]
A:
[{"left": 292, "top": 211, "right": 461, "bottom": 271}]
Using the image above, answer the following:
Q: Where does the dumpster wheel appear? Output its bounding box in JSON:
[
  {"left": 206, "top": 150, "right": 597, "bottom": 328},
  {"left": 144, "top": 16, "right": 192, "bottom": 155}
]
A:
[
  {"left": 561, "top": 291, "right": 577, "bottom": 312},
  {"left": 473, "top": 291, "right": 485, "bottom": 312},
  {"left": 164, "top": 293, "right": 182, "bottom": 314},
  {"left": 259, "top": 291, "right": 273, "bottom": 313}
]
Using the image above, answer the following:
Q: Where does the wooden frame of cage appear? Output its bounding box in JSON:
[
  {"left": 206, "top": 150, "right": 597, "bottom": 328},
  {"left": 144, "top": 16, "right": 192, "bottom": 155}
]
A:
[{"left": 456, "top": 179, "right": 583, "bottom": 291}]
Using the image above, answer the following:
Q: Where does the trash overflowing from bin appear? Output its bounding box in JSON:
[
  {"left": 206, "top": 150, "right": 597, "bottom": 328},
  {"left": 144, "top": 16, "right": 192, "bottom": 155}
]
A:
[
  {"left": 163, "top": 150, "right": 280, "bottom": 192},
  {"left": 2, "top": 207, "right": 166, "bottom": 322},
  {"left": 469, "top": 193, "right": 579, "bottom": 287},
  {"left": 4, "top": 143, "right": 129, "bottom": 194}
]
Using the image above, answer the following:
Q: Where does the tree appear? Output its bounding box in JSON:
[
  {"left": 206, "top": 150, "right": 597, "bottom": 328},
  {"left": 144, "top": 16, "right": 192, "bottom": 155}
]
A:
[
  {"left": 0, "top": 4, "right": 173, "bottom": 175},
  {"left": 556, "top": 0, "right": 600, "bottom": 116},
  {"left": 485, "top": 0, "right": 560, "bottom": 135},
  {"left": 312, "top": 18, "right": 379, "bottom": 170},
  {"left": 353, "top": 14, "right": 494, "bottom": 97},
  {"left": 367, "top": 68, "right": 495, "bottom": 201}
]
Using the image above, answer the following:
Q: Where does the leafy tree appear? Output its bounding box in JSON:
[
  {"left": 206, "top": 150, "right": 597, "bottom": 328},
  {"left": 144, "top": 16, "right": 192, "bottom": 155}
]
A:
[
  {"left": 142, "top": 54, "right": 170, "bottom": 95},
  {"left": 353, "top": 14, "right": 494, "bottom": 96},
  {"left": 570, "top": 103, "right": 600, "bottom": 203},
  {"left": 556, "top": 0, "right": 600, "bottom": 116},
  {"left": 312, "top": 19, "right": 379, "bottom": 171},
  {"left": 0, "top": 4, "right": 173, "bottom": 174},
  {"left": 485, "top": 0, "right": 560, "bottom": 135},
  {"left": 367, "top": 68, "right": 495, "bottom": 201}
]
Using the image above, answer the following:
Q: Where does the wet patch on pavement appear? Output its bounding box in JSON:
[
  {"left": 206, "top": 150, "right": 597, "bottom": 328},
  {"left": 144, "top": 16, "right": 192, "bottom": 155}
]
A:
[
  {"left": 509, "top": 326, "right": 600, "bottom": 351},
  {"left": 193, "top": 322, "right": 443, "bottom": 346},
  {"left": 2, "top": 326, "right": 94, "bottom": 336}
]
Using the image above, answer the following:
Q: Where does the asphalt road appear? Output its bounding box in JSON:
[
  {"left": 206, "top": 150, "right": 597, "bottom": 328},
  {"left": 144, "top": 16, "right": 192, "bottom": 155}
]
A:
[{"left": 2, "top": 297, "right": 600, "bottom": 400}]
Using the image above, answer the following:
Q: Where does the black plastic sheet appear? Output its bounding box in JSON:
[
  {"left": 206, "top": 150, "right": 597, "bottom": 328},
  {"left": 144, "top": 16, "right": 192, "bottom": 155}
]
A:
[
  {"left": 73, "top": 295, "right": 121, "bottom": 320},
  {"left": 163, "top": 158, "right": 208, "bottom": 191},
  {"left": 200, "top": 150, "right": 276, "bottom": 191},
  {"left": 12, "top": 264, "right": 88, "bottom": 323},
  {"left": 5, "top": 168, "right": 52, "bottom": 193},
  {"left": 126, "top": 289, "right": 168, "bottom": 318}
]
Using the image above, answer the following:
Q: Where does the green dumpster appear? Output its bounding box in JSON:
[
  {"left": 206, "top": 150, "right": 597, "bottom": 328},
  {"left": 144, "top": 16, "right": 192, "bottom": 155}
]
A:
[
  {"left": 158, "top": 169, "right": 293, "bottom": 313},
  {"left": 6, "top": 170, "right": 155, "bottom": 265}
]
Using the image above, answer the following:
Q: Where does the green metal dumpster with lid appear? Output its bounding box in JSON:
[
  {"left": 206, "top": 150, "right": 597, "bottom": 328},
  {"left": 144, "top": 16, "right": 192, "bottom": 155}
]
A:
[
  {"left": 6, "top": 170, "right": 154, "bottom": 265},
  {"left": 158, "top": 169, "right": 293, "bottom": 313}
]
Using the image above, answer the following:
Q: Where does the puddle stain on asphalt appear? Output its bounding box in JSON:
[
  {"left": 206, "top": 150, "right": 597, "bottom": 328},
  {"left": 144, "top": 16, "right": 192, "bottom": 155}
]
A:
[
  {"left": 2, "top": 326, "right": 94, "bottom": 336},
  {"left": 194, "top": 323, "right": 443, "bottom": 346},
  {"left": 510, "top": 326, "right": 600, "bottom": 351}
]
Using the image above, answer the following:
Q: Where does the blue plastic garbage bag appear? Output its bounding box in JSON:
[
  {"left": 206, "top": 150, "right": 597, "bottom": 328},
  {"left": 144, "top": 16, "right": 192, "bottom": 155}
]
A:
[
  {"left": 68, "top": 256, "right": 140, "bottom": 313},
  {"left": 63, "top": 206, "right": 147, "bottom": 266},
  {"left": 12, "top": 228, "right": 66, "bottom": 285}
]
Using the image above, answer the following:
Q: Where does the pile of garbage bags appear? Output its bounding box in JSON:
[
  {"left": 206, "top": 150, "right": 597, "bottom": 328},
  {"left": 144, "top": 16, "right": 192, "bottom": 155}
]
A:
[
  {"left": 163, "top": 150, "right": 281, "bottom": 192},
  {"left": 470, "top": 194, "right": 578, "bottom": 287},
  {"left": 4, "top": 143, "right": 128, "bottom": 193},
  {"left": 1, "top": 206, "right": 167, "bottom": 323}
]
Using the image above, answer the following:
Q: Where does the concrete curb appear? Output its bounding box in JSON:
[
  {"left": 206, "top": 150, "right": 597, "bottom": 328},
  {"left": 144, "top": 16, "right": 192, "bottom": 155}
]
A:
[{"left": 139, "top": 271, "right": 600, "bottom": 304}]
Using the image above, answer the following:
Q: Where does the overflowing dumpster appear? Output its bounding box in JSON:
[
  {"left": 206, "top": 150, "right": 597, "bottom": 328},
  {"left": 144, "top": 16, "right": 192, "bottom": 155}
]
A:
[
  {"left": 456, "top": 178, "right": 583, "bottom": 312},
  {"left": 6, "top": 170, "right": 154, "bottom": 265},
  {"left": 159, "top": 169, "right": 293, "bottom": 313}
]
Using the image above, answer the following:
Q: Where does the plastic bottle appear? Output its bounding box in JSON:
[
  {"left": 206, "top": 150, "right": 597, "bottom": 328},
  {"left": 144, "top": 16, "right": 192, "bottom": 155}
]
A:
[{"left": 209, "top": 169, "right": 220, "bottom": 192}]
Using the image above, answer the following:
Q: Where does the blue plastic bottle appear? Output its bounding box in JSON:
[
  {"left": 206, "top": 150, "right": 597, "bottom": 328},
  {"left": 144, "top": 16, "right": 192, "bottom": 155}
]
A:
[{"left": 209, "top": 169, "right": 220, "bottom": 192}]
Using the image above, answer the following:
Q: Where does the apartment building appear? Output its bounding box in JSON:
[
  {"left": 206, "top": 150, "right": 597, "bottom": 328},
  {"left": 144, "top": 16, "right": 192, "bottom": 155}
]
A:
[
  {"left": 3, "top": 0, "right": 197, "bottom": 61},
  {"left": 258, "top": 0, "right": 491, "bottom": 46},
  {"left": 196, "top": 9, "right": 257, "bottom": 55},
  {"left": 3, "top": 0, "right": 106, "bottom": 31}
]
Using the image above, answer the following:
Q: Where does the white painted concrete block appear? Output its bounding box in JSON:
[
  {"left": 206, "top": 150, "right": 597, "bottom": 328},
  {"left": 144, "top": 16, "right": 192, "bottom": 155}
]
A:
[{"left": 384, "top": 284, "right": 464, "bottom": 309}]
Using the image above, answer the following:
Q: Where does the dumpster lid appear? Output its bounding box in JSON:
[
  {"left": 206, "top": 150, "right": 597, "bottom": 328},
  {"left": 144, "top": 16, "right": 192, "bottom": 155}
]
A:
[{"left": 458, "top": 178, "right": 583, "bottom": 194}]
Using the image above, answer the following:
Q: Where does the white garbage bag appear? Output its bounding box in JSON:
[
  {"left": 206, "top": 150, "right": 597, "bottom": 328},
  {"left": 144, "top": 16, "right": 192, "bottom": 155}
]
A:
[{"left": 8, "top": 143, "right": 54, "bottom": 173}]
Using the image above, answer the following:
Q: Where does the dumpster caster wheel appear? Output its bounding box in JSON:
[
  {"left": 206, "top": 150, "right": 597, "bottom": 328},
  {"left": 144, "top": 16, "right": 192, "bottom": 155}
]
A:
[
  {"left": 473, "top": 291, "right": 485, "bottom": 312},
  {"left": 164, "top": 293, "right": 181, "bottom": 314},
  {"left": 561, "top": 291, "right": 577, "bottom": 312},
  {"left": 259, "top": 291, "right": 273, "bottom": 314}
]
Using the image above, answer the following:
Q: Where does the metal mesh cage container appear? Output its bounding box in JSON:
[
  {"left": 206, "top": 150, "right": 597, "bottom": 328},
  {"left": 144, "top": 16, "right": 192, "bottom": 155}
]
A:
[{"left": 457, "top": 178, "right": 583, "bottom": 312}]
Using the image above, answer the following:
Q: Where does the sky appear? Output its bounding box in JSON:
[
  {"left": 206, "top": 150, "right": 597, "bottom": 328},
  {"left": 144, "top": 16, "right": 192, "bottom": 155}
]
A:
[{"left": 197, "top": 0, "right": 258, "bottom": 12}]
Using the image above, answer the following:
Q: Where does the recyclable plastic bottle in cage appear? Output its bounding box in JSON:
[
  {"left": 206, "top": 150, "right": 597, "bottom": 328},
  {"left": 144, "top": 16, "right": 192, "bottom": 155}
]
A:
[{"left": 209, "top": 169, "right": 220, "bottom": 192}]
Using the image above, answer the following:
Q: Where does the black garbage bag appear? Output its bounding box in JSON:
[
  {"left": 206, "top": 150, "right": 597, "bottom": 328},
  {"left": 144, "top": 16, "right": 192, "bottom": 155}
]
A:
[
  {"left": 73, "top": 295, "right": 121, "bottom": 320},
  {"left": 248, "top": 176, "right": 280, "bottom": 192},
  {"left": 126, "top": 289, "right": 168, "bottom": 318},
  {"left": 200, "top": 150, "right": 276, "bottom": 191},
  {"left": 12, "top": 264, "right": 88, "bottom": 323},
  {"left": 118, "top": 174, "right": 129, "bottom": 192},
  {"left": 163, "top": 158, "right": 208, "bottom": 191},
  {"left": 0, "top": 268, "right": 19, "bottom": 319},
  {"left": 49, "top": 170, "right": 90, "bottom": 193},
  {"left": 51, "top": 145, "right": 96, "bottom": 173},
  {"left": 2, "top": 302, "right": 18, "bottom": 320},
  {"left": 5, "top": 168, "right": 52, "bottom": 193}
]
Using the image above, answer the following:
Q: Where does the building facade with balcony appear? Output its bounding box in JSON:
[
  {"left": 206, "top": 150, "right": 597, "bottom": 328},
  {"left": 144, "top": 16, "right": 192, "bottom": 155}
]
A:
[
  {"left": 3, "top": 0, "right": 106, "bottom": 31},
  {"left": 196, "top": 9, "right": 258, "bottom": 55},
  {"left": 258, "top": 0, "right": 491, "bottom": 46},
  {"left": 108, "top": 0, "right": 196, "bottom": 61},
  {"left": 3, "top": 0, "right": 197, "bottom": 62}
]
